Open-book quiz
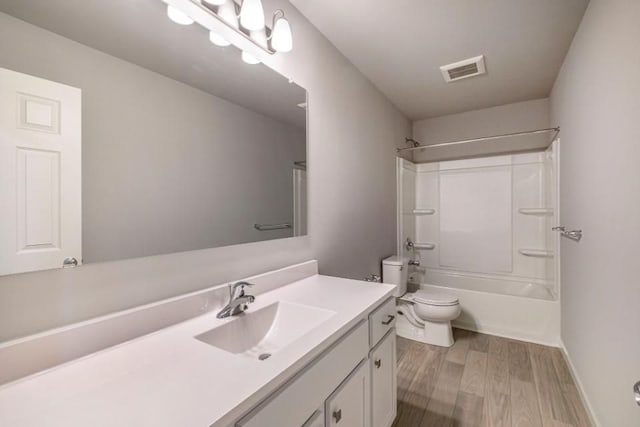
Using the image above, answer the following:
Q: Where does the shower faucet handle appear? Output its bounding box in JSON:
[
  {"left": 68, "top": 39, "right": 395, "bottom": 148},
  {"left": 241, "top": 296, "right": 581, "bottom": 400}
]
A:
[{"left": 405, "top": 238, "right": 414, "bottom": 251}]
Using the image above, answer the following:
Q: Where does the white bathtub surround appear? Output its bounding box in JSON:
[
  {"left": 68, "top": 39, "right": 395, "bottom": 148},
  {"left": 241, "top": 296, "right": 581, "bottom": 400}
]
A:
[
  {"left": 0, "top": 261, "right": 395, "bottom": 426},
  {"left": 396, "top": 144, "right": 561, "bottom": 345},
  {"left": 399, "top": 150, "right": 559, "bottom": 298}
]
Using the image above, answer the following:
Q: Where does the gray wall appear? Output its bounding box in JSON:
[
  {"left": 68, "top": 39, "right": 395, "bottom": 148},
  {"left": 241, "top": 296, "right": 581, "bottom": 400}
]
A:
[
  {"left": 412, "top": 98, "right": 550, "bottom": 162},
  {"left": 0, "top": 0, "right": 410, "bottom": 341},
  {"left": 0, "top": 12, "right": 305, "bottom": 263},
  {"left": 550, "top": 0, "right": 640, "bottom": 425}
]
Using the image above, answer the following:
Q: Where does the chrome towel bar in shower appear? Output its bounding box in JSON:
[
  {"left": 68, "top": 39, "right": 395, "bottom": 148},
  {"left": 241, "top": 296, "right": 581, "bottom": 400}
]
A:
[{"left": 254, "top": 223, "right": 292, "bottom": 231}]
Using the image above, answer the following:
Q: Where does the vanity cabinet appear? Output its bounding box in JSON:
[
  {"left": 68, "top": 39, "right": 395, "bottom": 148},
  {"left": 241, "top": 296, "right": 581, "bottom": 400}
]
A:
[
  {"left": 368, "top": 298, "right": 396, "bottom": 346},
  {"left": 370, "top": 330, "right": 397, "bottom": 427},
  {"left": 325, "top": 359, "right": 370, "bottom": 426},
  {"left": 235, "top": 297, "right": 397, "bottom": 427}
]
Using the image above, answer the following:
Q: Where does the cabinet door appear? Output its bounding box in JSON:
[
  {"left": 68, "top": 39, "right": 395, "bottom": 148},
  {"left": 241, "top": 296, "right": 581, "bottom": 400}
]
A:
[
  {"left": 370, "top": 330, "right": 397, "bottom": 427},
  {"left": 326, "top": 359, "right": 370, "bottom": 427}
]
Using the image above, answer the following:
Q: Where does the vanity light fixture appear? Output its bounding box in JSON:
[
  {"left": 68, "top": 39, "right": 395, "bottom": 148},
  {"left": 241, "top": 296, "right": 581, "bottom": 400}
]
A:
[
  {"left": 250, "top": 28, "right": 268, "bottom": 50},
  {"left": 208, "top": 1, "right": 239, "bottom": 46},
  {"left": 239, "top": 0, "right": 265, "bottom": 31},
  {"left": 270, "top": 10, "right": 292, "bottom": 53},
  {"left": 163, "top": 0, "right": 294, "bottom": 65},
  {"left": 218, "top": 2, "right": 239, "bottom": 28},
  {"left": 167, "top": 4, "right": 194, "bottom": 25}
]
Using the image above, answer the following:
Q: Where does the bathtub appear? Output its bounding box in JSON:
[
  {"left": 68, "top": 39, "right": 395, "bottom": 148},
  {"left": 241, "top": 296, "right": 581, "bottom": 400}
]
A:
[{"left": 402, "top": 281, "right": 560, "bottom": 346}]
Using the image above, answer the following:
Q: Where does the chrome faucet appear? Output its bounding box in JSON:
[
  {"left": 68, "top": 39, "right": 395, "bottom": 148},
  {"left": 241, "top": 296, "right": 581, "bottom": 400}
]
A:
[{"left": 216, "top": 281, "right": 256, "bottom": 319}]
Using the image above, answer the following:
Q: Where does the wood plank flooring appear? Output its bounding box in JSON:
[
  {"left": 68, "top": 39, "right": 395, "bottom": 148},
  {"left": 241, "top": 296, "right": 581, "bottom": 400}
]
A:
[{"left": 393, "top": 329, "right": 591, "bottom": 427}]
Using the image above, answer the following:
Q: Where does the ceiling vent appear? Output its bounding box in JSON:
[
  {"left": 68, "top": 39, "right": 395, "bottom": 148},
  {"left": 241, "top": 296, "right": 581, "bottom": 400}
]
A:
[{"left": 440, "top": 55, "right": 486, "bottom": 83}]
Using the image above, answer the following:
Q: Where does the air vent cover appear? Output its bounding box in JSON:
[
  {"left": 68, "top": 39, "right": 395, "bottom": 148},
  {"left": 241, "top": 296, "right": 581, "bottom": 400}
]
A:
[{"left": 440, "top": 55, "right": 486, "bottom": 82}]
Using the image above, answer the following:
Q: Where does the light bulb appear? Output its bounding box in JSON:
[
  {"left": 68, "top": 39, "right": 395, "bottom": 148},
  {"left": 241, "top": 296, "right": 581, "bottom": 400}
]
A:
[
  {"left": 271, "top": 16, "right": 292, "bottom": 52},
  {"left": 203, "top": 0, "right": 226, "bottom": 5},
  {"left": 242, "top": 51, "right": 260, "bottom": 65},
  {"left": 167, "top": 5, "right": 194, "bottom": 25},
  {"left": 240, "top": 0, "right": 265, "bottom": 31},
  {"left": 217, "top": 1, "right": 238, "bottom": 28},
  {"left": 209, "top": 31, "right": 230, "bottom": 47}
]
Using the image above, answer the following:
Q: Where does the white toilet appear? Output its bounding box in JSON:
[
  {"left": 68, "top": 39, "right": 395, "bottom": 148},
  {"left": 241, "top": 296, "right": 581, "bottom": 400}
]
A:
[{"left": 382, "top": 256, "right": 461, "bottom": 347}]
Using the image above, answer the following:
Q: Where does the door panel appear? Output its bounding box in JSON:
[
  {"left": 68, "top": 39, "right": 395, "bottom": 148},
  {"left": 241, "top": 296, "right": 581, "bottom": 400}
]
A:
[{"left": 0, "top": 67, "right": 81, "bottom": 275}]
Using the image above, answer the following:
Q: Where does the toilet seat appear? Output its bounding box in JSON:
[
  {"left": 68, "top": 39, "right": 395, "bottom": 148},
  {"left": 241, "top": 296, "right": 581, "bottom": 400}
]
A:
[{"left": 411, "top": 290, "right": 459, "bottom": 306}]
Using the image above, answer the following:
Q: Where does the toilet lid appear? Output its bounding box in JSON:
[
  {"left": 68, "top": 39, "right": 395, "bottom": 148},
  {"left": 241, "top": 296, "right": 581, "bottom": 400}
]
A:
[{"left": 412, "top": 290, "right": 459, "bottom": 306}]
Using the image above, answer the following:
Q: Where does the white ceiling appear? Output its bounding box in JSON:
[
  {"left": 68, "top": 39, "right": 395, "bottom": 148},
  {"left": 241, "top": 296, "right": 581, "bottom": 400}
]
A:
[
  {"left": 290, "top": 0, "right": 589, "bottom": 120},
  {"left": 0, "top": 0, "right": 306, "bottom": 129}
]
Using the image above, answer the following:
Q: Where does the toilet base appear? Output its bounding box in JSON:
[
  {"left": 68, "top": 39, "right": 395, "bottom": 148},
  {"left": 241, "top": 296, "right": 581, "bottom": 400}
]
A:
[
  {"left": 423, "top": 320, "right": 455, "bottom": 347},
  {"left": 396, "top": 310, "right": 455, "bottom": 347}
]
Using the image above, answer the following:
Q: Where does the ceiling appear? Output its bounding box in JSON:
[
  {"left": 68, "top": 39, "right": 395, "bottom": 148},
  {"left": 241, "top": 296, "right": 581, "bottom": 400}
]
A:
[
  {"left": 0, "top": 0, "right": 306, "bottom": 129},
  {"left": 290, "top": 0, "right": 589, "bottom": 120}
]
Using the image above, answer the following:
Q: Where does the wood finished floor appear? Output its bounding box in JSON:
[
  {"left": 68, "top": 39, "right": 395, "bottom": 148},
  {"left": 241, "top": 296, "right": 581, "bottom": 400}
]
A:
[{"left": 393, "top": 329, "right": 592, "bottom": 427}]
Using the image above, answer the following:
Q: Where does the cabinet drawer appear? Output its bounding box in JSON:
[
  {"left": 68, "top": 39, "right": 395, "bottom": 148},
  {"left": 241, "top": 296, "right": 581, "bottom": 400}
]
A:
[
  {"left": 325, "top": 359, "right": 370, "bottom": 427},
  {"left": 370, "top": 329, "right": 397, "bottom": 427},
  {"left": 369, "top": 298, "right": 396, "bottom": 347},
  {"left": 237, "top": 321, "right": 368, "bottom": 427}
]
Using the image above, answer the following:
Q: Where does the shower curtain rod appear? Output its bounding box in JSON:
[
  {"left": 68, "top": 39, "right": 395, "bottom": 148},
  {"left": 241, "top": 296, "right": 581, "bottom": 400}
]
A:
[{"left": 397, "top": 127, "right": 560, "bottom": 153}]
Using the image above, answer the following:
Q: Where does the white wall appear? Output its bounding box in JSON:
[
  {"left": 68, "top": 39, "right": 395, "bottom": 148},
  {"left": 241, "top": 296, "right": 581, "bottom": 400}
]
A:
[
  {"left": 412, "top": 98, "right": 550, "bottom": 162},
  {"left": 0, "top": 0, "right": 410, "bottom": 342},
  {"left": 0, "top": 12, "right": 305, "bottom": 263},
  {"left": 550, "top": 1, "right": 640, "bottom": 425}
]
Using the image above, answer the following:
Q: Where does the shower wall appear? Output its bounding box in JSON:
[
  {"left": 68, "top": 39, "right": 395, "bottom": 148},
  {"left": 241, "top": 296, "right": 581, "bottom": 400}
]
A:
[
  {"left": 397, "top": 145, "right": 560, "bottom": 343},
  {"left": 399, "top": 148, "right": 558, "bottom": 300}
]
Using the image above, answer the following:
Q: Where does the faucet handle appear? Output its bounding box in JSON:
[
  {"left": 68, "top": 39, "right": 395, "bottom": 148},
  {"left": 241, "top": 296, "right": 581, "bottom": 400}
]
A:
[{"left": 230, "top": 281, "right": 255, "bottom": 298}]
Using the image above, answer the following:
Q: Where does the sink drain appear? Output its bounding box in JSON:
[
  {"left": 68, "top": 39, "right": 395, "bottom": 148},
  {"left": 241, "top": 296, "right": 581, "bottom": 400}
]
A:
[{"left": 258, "top": 353, "right": 271, "bottom": 361}]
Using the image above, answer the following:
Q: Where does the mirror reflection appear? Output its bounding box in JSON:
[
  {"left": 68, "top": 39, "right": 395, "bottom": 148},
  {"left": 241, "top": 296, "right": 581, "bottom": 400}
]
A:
[{"left": 0, "top": 0, "right": 307, "bottom": 276}]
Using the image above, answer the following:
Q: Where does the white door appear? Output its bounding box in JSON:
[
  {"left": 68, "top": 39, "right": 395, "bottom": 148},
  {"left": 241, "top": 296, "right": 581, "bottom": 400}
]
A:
[
  {"left": 0, "top": 68, "right": 81, "bottom": 275},
  {"left": 293, "top": 168, "right": 307, "bottom": 236},
  {"left": 326, "top": 360, "right": 371, "bottom": 427},
  {"left": 370, "top": 331, "right": 397, "bottom": 427}
]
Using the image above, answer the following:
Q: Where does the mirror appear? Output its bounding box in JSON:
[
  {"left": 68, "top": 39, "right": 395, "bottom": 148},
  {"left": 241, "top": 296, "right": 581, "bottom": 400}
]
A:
[{"left": 0, "top": 0, "right": 307, "bottom": 276}]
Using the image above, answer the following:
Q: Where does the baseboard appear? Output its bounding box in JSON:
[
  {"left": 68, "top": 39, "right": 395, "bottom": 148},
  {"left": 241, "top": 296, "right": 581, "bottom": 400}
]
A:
[
  {"left": 453, "top": 320, "right": 560, "bottom": 348},
  {"left": 558, "top": 339, "right": 601, "bottom": 427}
]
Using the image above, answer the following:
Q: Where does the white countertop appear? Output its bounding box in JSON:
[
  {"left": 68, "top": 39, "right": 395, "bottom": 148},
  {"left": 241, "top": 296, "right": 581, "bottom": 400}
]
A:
[{"left": 0, "top": 275, "right": 395, "bottom": 426}]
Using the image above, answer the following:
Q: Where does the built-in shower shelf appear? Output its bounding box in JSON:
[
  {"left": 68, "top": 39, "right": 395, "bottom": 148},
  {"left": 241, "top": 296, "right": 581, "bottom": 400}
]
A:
[
  {"left": 518, "top": 208, "right": 554, "bottom": 216},
  {"left": 403, "top": 209, "right": 436, "bottom": 215},
  {"left": 518, "top": 249, "right": 554, "bottom": 258},
  {"left": 414, "top": 243, "right": 436, "bottom": 250}
]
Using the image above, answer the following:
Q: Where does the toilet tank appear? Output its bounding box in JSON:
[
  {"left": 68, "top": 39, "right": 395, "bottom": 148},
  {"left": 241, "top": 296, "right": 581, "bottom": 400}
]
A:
[{"left": 382, "top": 256, "right": 408, "bottom": 297}]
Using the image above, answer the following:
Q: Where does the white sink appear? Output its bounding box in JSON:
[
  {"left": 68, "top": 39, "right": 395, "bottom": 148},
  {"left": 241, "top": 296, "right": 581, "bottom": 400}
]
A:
[{"left": 196, "top": 301, "right": 336, "bottom": 359}]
